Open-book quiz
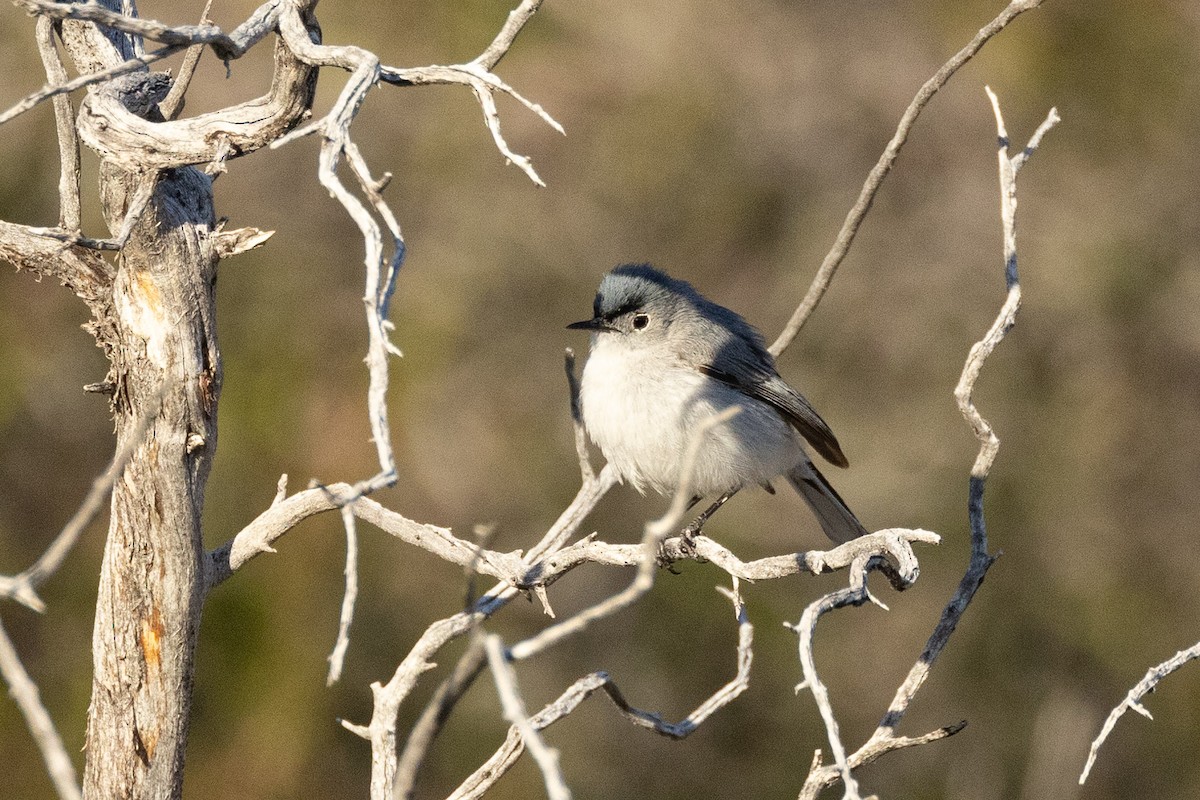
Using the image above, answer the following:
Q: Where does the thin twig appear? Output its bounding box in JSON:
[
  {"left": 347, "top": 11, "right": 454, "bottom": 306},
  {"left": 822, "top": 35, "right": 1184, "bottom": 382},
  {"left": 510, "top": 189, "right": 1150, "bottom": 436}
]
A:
[
  {"left": 377, "top": 0, "right": 562, "bottom": 186},
  {"left": 35, "top": 18, "right": 81, "bottom": 230},
  {"left": 792, "top": 563, "right": 874, "bottom": 800},
  {"left": 485, "top": 633, "right": 571, "bottom": 800},
  {"left": 0, "top": 390, "right": 163, "bottom": 612},
  {"left": 450, "top": 583, "right": 753, "bottom": 798},
  {"left": 326, "top": 504, "right": 360, "bottom": 686},
  {"left": 160, "top": 0, "right": 215, "bottom": 120},
  {"left": 14, "top": 0, "right": 246, "bottom": 56},
  {"left": 275, "top": 8, "right": 398, "bottom": 493},
  {"left": 0, "top": 616, "right": 82, "bottom": 800},
  {"left": 393, "top": 637, "right": 489, "bottom": 799},
  {"left": 799, "top": 88, "right": 1058, "bottom": 799},
  {"left": 769, "top": 0, "right": 1047, "bottom": 356},
  {"left": 0, "top": 43, "right": 183, "bottom": 129},
  {"left": 474, "top": 0, "right": 544, "bottom": 70},
  {"left": 1080, "top": 642, "right": 1200, "bottom": 784}
]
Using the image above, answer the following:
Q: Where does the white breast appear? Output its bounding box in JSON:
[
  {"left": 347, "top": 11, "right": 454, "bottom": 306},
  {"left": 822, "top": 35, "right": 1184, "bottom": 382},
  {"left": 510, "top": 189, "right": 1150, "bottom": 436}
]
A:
[{"left": 579, "top": 334, "right": 803, "bottom": 497}]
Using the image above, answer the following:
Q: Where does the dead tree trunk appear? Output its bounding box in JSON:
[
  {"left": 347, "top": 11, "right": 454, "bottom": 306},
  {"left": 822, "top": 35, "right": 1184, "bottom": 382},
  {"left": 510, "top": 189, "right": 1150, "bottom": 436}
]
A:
[
  {"left": 40, "top": 8, "right": 314, "bottom": 797},
  {"left": 82, "top": 164, "right": 220, "bottom": 798}
]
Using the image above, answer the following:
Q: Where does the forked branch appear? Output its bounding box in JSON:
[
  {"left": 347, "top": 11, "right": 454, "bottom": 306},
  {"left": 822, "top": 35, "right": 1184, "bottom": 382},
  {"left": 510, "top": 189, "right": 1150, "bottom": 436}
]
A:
[{"left": 797, "top": 89, "right": 1058, "bottom": 800}]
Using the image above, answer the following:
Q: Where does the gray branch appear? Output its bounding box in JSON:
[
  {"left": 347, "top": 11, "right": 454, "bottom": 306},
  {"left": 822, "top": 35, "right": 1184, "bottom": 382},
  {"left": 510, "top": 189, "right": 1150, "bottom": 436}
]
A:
[
  {"left": 769, "top": 0, "right": 1048, "bottom": 356},
  {"left": 798, "top": 87, "right": 1059, "bottom": 800},
  {"left": 1080, "top": 642, "right": 1200, "bottom": 784},
  {"left": 0, "top": 616, "right": 82, "bottom": 800}
]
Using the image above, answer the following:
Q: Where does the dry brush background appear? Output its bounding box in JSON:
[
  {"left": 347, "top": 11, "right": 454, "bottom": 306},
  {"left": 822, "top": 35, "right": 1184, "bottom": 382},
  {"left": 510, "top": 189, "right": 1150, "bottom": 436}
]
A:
[{"left": 2, "top": 0, "right": 1199, "bottom": 798}]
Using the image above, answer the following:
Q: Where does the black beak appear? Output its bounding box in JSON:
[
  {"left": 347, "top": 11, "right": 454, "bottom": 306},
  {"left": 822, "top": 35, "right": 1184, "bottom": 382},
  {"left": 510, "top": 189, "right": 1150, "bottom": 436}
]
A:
[{"left": 566, "top": 317, "right": 614, "bottom": 332}]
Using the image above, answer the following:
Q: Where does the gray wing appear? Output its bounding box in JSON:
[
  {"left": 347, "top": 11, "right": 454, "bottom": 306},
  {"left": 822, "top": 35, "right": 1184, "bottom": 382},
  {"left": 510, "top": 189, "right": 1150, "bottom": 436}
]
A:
[
  {"left": 698, "top": 365, "right": 850, "bottom": 468},
  {"left": 675, "top": 298, "right": 850, "bottom": 468}
]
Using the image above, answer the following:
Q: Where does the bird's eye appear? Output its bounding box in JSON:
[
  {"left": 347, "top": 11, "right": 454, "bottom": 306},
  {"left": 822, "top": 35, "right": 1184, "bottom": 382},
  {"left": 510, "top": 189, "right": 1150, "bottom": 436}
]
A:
[{"left": 632, "top": 313, "right": 650, "bottom": 330}]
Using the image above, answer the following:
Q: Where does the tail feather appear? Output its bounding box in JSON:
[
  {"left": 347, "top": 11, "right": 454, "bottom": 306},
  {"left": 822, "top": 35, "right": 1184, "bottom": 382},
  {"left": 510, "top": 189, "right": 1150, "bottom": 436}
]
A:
[{"left": 786, "top": 460, "right": 868, "bottom": 544}]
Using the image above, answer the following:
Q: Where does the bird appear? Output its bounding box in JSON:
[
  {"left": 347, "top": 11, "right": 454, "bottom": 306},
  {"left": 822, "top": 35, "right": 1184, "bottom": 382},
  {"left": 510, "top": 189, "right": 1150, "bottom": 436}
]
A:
[{"left": 567, "top": 263, "right": 867, "bottom": 544}]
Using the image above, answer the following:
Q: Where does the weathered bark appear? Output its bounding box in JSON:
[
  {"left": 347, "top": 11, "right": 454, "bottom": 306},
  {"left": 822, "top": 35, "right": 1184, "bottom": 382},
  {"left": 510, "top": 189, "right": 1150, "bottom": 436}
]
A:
[
  {"left": 81, "top": 164, "right": 220, "bottom": 799},
  {"left": 6, "top": 4, "right": 320, "bottom": 795}
]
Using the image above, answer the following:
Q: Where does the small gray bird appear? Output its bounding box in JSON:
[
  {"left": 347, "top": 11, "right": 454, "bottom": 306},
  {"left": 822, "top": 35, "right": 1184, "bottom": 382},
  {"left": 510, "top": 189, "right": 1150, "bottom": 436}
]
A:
[{"left": 567, "top": 264, "right": 867, "bottom": 543}]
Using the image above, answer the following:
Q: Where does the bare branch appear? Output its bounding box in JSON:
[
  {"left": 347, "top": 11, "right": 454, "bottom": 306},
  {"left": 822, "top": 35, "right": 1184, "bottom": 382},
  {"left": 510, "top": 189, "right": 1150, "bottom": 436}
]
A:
[
  {"left": 0, "top": 616, "right": 81, "bottom": 800},
  {"left": 474, "top": 0, "right": 544, "bottom": 70},
  {"left": 1080, "top": 642, "right": 1200, "bottom": 784},
  {"left": 326, "top": 504, "right": 360, "bottom": 686},
  {"left": 0, "top": 42, "right": 182, "bottom": 129},
  {"left": 0, "top": 391, "right": 162, "bottom": 612},
  {"left": 160, "top": 0, "right": 215, "bottom": 120},
  {"left": 14, "top": 0, "right": 280, "bottom": 60},
  {"left": 274, "top": 7, "right": 400, "bottom": 491},
  {"left": 35, "top": 18, "right": 81, "bottom": 230},
  {"left": 393, "top": 638, "right": 488, "bottom": 799},
  {"left": 769, "top": 0, "right": 1048, "bottom": 356},
  {"left": 451, "top": 583, "right": 753, "bottom": 798},
  {"left": 791, "top": 562, "right": 874, "bottom": 800},
  {"left": 799, "top": 87, "right": 1058, "bottom": 799},
  {"left": 377, "top": 0, "right": 562, "bottom": 187},
  {"left": 485, "top": 633, "right": 571, "bottom": 800}
]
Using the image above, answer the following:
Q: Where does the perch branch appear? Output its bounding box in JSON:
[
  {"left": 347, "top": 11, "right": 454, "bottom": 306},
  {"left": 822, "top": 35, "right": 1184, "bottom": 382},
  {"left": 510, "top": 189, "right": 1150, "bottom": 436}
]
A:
[{"left": 507, "top": 406, "right": 743, "bottom": 662}]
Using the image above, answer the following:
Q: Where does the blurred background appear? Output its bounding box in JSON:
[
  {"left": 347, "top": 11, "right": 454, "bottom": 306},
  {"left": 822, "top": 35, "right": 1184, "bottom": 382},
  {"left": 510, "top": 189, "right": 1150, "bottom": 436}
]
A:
[{"left": 2, "top": 0, "right": 1199, "bottom": 797}]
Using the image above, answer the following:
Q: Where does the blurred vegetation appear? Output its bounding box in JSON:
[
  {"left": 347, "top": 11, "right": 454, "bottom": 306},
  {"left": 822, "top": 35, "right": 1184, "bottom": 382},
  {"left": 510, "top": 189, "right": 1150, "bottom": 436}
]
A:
[{"left": 3, "top": 0, "right": 1200, "bottom": 798}]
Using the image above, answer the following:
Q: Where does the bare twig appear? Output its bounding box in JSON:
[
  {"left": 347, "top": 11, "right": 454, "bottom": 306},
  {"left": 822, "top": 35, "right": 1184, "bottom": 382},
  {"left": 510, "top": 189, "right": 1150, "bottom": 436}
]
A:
[
  {"left": 1080, "top": 642, "right": 1200, "bottom": 784},
  {"left": 791, "top": 561, "right": 875, "bottom": 800},
  {"left": 13, "top": 0, "right": 278, "bottom": 59},
  {"left": 485, "top": 633, "right": 571, "bottom": 800},
  {"left": 0, "top": 616, "right": 81, "bottom": 800},
  {"left": 475, "top": 0, "right": 544, "bottom": 70},
  {"left": 0, "top": 391, "right": 163, "bottom": 612},
  {"left": 0, "top": 42, "right": 182, "bottom": 129},
  {"left": 450, "top": 582, "right": 753, "bottom": 798},
  {"left": 160, "top": 0, "right": 215, "bottom": 120},
  {"left": 326, "top": 504, "right": 360, "bottom": 686},
  {"left": 35, "top": 18, "right": 81, "bottom": 230},
  {"left": 275, "top": 7, "right": 399, "bottom": 493},
  {"left": 349, "top": 463, "right": 617, "bottom": 798},
  {"left": 769, "top": 0, "right": 1047, "bottom": 356},
  {"left": 377, "top": 0, "right": 563, "bottom": 186},
  {"left": 393, "top": 638, "right": 489, "bottom": 799},
  {"left": 798, "top": 88, "right": 1059, "bottom": 799}
]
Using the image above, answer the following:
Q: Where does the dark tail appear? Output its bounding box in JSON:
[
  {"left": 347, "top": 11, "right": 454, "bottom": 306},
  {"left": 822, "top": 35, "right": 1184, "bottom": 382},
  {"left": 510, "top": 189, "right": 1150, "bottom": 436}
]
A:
[{"left": 786, "top": 460, "right": 868, "bottom": 544}]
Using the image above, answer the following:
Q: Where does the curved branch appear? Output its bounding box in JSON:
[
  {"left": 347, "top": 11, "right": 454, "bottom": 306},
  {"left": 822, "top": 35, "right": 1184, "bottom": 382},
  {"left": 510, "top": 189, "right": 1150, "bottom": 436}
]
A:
[
  {"left": 799, "top": 87, "right": 1059, "bottom": 800},
  {"left": 451, "top": 582, "right": 753, "bottom": 799},
  {"left": 75, "top": 31, "right": 316, "bottom": 171}
]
